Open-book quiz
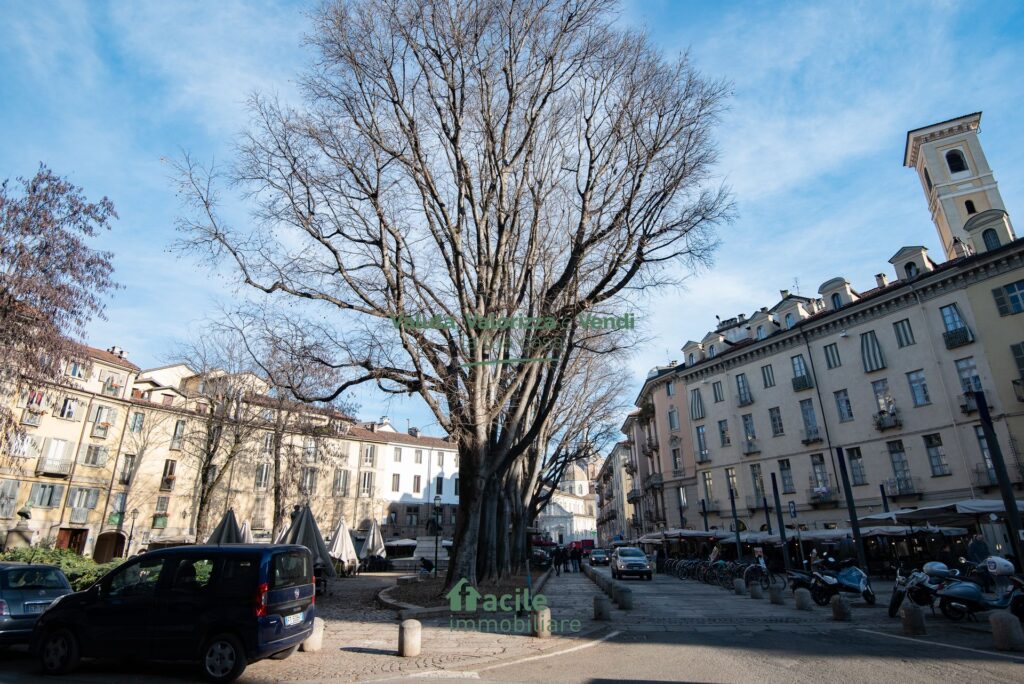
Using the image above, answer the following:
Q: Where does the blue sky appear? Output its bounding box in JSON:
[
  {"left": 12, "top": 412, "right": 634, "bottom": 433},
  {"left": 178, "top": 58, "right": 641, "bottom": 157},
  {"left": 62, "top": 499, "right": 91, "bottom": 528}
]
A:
[{"left": 2, "top": 1, "right": 1022, "bottom": 437}]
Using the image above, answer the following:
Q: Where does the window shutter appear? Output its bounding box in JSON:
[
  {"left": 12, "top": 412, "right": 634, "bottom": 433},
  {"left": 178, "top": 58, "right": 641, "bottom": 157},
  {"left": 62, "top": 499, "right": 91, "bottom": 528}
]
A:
[
  {"left": 40, "top": 437, "right": 52, "bottom": 460},
  {"left": 108, "top": 408, "right": 119, "bottom": 425},
  {"left": 86, "top": 488, "right": 100, "bottom": 509},
  {"left": 1011, "top": 343, "right": 1024, "bottom": 377},
  {"left": 993, "top": 287, "right": 1011, "bottom": 316},
  {"left": 98, "top": 447, "right": 109, "bottom": 467},
  {"left": 77, "top": 443, "right": 89, "bottom": 464},
  {"left": 28, "top": 483, "right": 43, "bottom": 506},
  {"left": 860, "top": 331, "right": 886, "bottom": 372},
  {"left": 88, "top": 404, "right": 99, "bottom": 423},
  {"left": 0, "top": 479, "right": 20, "bottom": 517},
  {"left": 50, "top": 485, "right": 65, "bottom": 508}
]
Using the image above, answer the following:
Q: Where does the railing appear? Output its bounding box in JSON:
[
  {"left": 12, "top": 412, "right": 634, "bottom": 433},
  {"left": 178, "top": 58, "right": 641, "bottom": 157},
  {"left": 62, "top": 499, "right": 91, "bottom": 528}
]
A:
[
  {"left": 745, "top": 495, "right": 771, "bottom": 511},
  {"left": 251, "top": 519, "right": 267, "bottom": 531},
  {"left": 884, "top": 476, "right": 922, "bottom": 498},
  {"left": 35, "top": 456, "right": 72, "bottom": 477},
  {"left": 960, "top": 391, "right": 984, "bottom": 414},
  {"left": 644, "top": 472, "right": 664, "bottom": 490},
  {"left": 69, "top": 508, "right": 89, "bottom": 524},
  {"left": 643, "top": 438, "right": 659, "bottom": 456},
  {"left": 807, "top": 474, "right": 837, "bottom": 505},
  {"left": 701, "top": 499, "right": 721, "bottom": 513},
  {"left": 942, "top": 327, "right": 974, "bottom": 349},
  {"left": 696, "top": 449, "right": 711, "bottom": 464},
  {"left": 741, "top": 439, "right": 760, "bottom": 455},
  {"left": 737, "top": 393, "right": 754, "bottom": 407},
  {"left": 91, "top": 422, "right": 111, "bottom": 439},
  {"left": 624, "top": 461, "right": 637, "bottom": 475},
  {"left": 972, "top": 464, "right": 998, "bottom": 488},
  {"left": 792, "top": 374, "right": 814, "bottom": 392},
  {"left": 21, "top": 409, "right": 42, "bottom": 426},
  {"left": 801, "top": 427, "right": 823, "bottom": 445},
  {"left": 626, "top": 489, "right": 642, "bottom": 503},
  {"left": 1013, "top": 379, "right": 1024, "bottom": 403},
  {"left": 873, "top": 410, "right": 902, "bottom": 431}
]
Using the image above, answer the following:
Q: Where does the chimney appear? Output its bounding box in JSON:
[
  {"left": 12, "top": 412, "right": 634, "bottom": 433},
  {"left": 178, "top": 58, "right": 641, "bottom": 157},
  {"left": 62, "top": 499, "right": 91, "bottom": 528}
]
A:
[
  {"left": 737, "top": 313, "right": 746, "bottom": 322},
  {"left": 779, "top": 289, "right": 790, "bottom": 299},
  {"left": 874, "top": 273, "right": 889, "bottom": 288},
  {"left": 760, "top": 306, "right": 768, "bottom": 313},
  {"left": 380, "top": 415, "right": 390, "bottom": 425},
  {"left": 107, "top": 345, "right": 125, "bottom": 359},
  {"left": 408, "top": 427, "right": 419, "bottom": 438}
]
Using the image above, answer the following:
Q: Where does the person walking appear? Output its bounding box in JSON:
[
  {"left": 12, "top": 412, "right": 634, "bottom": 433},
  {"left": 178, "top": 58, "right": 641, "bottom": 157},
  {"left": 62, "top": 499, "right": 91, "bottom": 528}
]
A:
[
  {"left": 570, "top": 545, "right": 582, "bottom": 573},
  {"left": 553, "top": 547, "right": 563, "bottom": 576},
  {"left": 563, "top": 546, "right": 572, "bottom": 573}
]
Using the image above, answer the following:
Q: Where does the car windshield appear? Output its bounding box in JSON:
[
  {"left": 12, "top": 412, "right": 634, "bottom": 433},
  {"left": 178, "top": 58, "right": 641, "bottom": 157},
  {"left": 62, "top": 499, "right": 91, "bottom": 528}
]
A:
[
  {"left": 618, "top": 548, "right": 645, "bottom": 558},
  {"left": 1, "top": 567, "right": 68, "bottom": 590},
  {"left": 592, "top": 550, "right": 606, "bottom": 556}
]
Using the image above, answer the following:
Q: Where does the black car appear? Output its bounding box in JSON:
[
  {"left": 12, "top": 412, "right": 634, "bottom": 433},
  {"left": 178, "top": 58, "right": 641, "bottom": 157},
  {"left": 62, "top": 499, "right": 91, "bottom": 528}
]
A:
[
  {"left": 33, "top": 544, "right": 315, "bottom": 683},
  {"left": 588, "top": 549, "right": 610, "bottom": 566},
  {"left": 0, "top": 563, "right": 73, "bottom": 645}
]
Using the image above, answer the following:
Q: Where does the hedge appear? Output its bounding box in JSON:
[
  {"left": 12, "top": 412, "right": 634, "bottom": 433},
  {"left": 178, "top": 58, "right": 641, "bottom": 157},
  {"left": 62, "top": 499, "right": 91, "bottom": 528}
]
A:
[{"left": 0, "top": 546, "right": 123, "bottom": 591}]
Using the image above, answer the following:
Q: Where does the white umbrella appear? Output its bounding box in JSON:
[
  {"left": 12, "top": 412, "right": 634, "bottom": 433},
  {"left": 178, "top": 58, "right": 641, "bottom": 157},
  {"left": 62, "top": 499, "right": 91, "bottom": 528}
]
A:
[
  {"left": 326, "top": 516, "right": 359, "bottom": 565},
  {"left": 239, "top": 521, "right": 255, "bottom": 544},
  {"left": 360, "top": 519, "right": 387, "bottom": 559}
]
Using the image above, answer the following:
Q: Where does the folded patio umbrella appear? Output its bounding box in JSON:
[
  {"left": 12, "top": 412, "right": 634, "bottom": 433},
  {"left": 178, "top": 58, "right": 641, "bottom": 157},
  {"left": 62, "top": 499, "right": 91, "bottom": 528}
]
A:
[
  {"left": 206, "top": 509, "right": 244, "bottom": 544},
  {"left": 359, "top": 519, "right": 387, "bottom": 559},
  {"left": 238, "top": 520, "right": 255, "bottom": 544},
  {"left": 277, "top": 504, "right": 337, "bottom": 577},
  {"left": 326, "top": 516, "right": 359, "bottom": 565}
]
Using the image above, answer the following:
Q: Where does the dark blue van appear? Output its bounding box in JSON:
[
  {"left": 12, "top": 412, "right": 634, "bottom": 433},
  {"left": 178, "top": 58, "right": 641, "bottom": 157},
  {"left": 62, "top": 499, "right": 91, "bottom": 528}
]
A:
[{"left": 32, "top": 544, "right": 315, "bottom": 682}]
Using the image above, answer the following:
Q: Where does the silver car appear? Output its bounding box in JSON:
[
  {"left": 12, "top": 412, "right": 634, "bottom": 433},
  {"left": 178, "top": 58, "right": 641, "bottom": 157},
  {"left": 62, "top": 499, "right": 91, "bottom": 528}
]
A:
[
  {"left": 0, "top": 563, "right": 73, "bottom": 645},
  {"left": 610, "top": 547, "right": 652, "bottom": 580}
]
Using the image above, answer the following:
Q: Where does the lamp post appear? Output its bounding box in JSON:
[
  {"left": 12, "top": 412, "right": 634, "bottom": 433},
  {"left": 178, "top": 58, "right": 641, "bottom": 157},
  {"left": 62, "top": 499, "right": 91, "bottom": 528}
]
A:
[
  {"left": 433, "top": 495, "right": 441, "bottom": 577},
  {"left": 125, "top": 508, "right": 139, "bottom": 558}
]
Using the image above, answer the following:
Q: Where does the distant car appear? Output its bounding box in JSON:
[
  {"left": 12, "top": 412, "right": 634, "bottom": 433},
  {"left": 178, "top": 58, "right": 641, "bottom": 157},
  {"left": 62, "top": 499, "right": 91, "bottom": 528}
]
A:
[
  {"left": 610, "top": 547, "right": 652, "bottom": 580},
  {"left": 589, "top": 549, "right": 609, "bottom": 566},
  {"left": 530, "top": 548, "right": 552, "bottom": 570},
  {"left": 0, "top": 563, "right": 73, "bottom": 645},
  {"left": 32, "top": 544, "right": 315, "bottom": 682}
]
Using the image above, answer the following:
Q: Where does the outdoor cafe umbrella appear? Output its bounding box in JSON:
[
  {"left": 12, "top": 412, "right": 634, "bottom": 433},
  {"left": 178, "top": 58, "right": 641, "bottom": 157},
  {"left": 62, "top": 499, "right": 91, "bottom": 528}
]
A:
[
  {"left": 206, "top": 509, "right": 244, "bottom": 544},
  {"left": 278, "top": 504, "right": 337, "bottom": 577},
  {"left": 360, "top": 519, "right": 387, "bottom": 559},
  {"left": 239, "top": 520, "right": 255, "bottom": 544},
  {"left": 881, "top": 499, "right": 1024, "bottom": 528},
  {"left": 326, "top": 516, "right": 359, "bottom": 565}
]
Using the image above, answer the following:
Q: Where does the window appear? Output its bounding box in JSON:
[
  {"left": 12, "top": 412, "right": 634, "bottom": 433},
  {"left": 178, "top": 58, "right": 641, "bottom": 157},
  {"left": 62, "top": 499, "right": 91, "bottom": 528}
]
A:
[
  {"left": 671, "top": 447, "right": 682, "bottom": 471},
  {"left": 976, "top": 426, "right": 996, "bottom": 481},
  {"left": 28, "top": 482, "right": 63, "bottom": 507},
  {"left": 262, "top": 432, "right": 273, "bottom": 455},
  {"left": 119, "top": 454, "right": 135, "bottom": 485},
  {"left": 785, "top": 313, "right": 795, "bottom": 329},
  {"left": 834, "top": 389, "right": 854, "bottom": 422},
  {"left": 129, "top": 412, "right": 144, "bottom": 433},
  {"left": 888, "top": 440, "right": 911, "bottom": 486},
  {"left": 392, "top": 473, "right": 401, "bottom": 492},
  {"left": 993, "top": 279, "right": 1024, "bottom": 316},
  {"left": 44, "top": 438, "right": 70, "bottom": 462},
  {"left": 965, "top": 199, "right": 977, "bottom": 215},
  {"left": 170, "top": 419, "right": 185, "bottom": 450},
  {"left": 106, "top": 557, "right": 164, "bottom": 598},
  {"left": 946, "top": 149, "right": 967, "bottom": 174},
  {"left": 689, "top": 389, "right": 705, "bottom": 420},
  {"left": 454, "top": 477, "right": 460, "bottom": 495},
  {"left": 778, "top": 459, "right": 795, "bottom": 494},
  {"left": 161, "top": 395, "right": 174, "bottom": 407},
  {"left": 983, "top": 228, "right": 1000, "bottom": 251},
  {"left": 359, "top": 471, "right": 374, "bottom": 496},
  {"left": 741, "top": 413, "right": 756, "bottom": 441},
  {"left": 406, "top": 506, "right": 420, "bottom": 527},
  {"left": 303, "top": 437, "right": 317, "bottom": 463},
  {"left": 68, "top": 486, "right": 99, "bottom": 511},
  {"left": 860, "top": 331, "right": 886, "bottom": 372},
  {"left": 756, "top": 325, "right": 765, "bottom": 340},
  {"left": 435, "top": 475, "right": 444, "bottom": 496},
  {"left": 924, "top": 434, "right": 950, "bottom": 476},
  {"left": 907, "top": 370, "right": 930, "bottom": 406},
  {"left": 701, "top": 471, "right": 714, "bottom": 501},
  {"left": 91, "top": 405, "right": 116, "bottom": 438},
  {"left": 725, "top": 467, "right": 738, "bottom": 496},
  {"left": 708, "top": 344, "right": 716, "bottom": 358},
  {"left": 57, "top": 397, "right": 79, "bottom": 420},
  {"left": 939, "top": 303, "right": 967, "bottom": 333},
  {"left": 799, "top": 398, "right": 818, "bottom": 431},
  {"left": 761, "top": 364, "right": 775, "bottom": 388},
  {"left": 893, "top": 319, "right": 915, "bottom": 348},
  {"left": 393, "top": 447, "right": 402, "bottom": 462},
  {"left": 695, "top": 426, "right": 708, "bottom": 459},
  {"left": 666, "top": 380, "right": 674, "bottom": 397},
  {"left": 80, "top": 444, "right": 108, "bottom": 467},
  {"left": 1012, "top": 342, "right": 1024, "bottom": 378},
  {"left": 363, "top": 444, "right": 376, "bottom": 466},
  {"left": 872, "top": 378, "right": 893, "bottom": 412},
  {"left": 437, "top": 451, "right": 445, "bottom": 467},
  {"left": 161, "top": 459, "right": 176, "bottom": 491},
  {"left": 688, "top": 353, "right": 695, "bottom": 365},
  {"left": 413, "top": 475, "right": 422, "bottom": 494},
  {"left": 810, "top": 453, "right": 829, "bottom": 489},
  {"left": 109, "top": 492, "right": 126, "bottom": 522},
  {"left": 769, "top": 407, "right": 784, "bottom": 436},
  {"left": 67, "top": 360, "right": 87, "bottom": 379},
  {"left": 718, "top": 419, "right": 730, "bottom": 447},
  {"left": 848, "top": 447, "right": 867, "bottom": 486},
  {"left": 333, "top": 469, "right": 350, "bottom": 496},
  {"left": 736, "top": 373, "right": 752, "bottom": 404},
  {"left": 830, "top": 293, "right": 842, "bottom": 310},
  {"left": 955, "top": 357, "right": 982, "bottom": 393},
  {"left": 414, "top": 449, "right": 423, "bottom": 464},
  {"left": 906, "top": 263, "right": 919, "bottom": 279},
  {"left": 924, "top": 167, "right": 932, "bottom": 191},
  {"left": 255, "top": 462, "right": 270, "bottom": 490},
  {"left": 712, "top": 381, "right": 724, "bottom": 403},
  {"left": 668, "top": 408, "right": 679, "bottom": 431},
  {"left": 750, "top": 463, "right": 765, "bottom": 501},
  {"left": 823, "top": 343, "right": 841, "bottom": 369},
  {"left": 791, "top": 354, "right": 808, "bottom": 379}
]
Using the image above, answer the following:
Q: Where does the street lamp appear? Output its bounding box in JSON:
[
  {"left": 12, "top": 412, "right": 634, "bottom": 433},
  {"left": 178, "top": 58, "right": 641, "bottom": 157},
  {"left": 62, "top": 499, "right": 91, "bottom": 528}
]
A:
[
  {"left": 433, "top": 494, "right": 442, "bottom": 577},
  {"left": 125, "top": 508, "right": 139, "bottom": 558}
]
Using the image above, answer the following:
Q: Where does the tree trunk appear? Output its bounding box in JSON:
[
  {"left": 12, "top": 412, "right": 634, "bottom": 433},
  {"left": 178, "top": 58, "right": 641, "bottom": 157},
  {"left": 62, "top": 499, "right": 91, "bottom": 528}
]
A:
[
  {"left": 445, "top": 444, "right": 485, "bottom": 588},
  {"left": 478, "top": 475, "right": 499, "bottom": 583}
]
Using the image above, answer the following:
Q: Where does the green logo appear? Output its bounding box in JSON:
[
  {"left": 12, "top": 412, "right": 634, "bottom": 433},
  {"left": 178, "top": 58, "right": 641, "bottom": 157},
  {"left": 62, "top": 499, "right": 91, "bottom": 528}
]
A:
[
  {"left": 444, "top": 577, "right": 580, "bottom": 635},
  {"left": 446, "top": 577, "right": 484, "bottom": 612}
]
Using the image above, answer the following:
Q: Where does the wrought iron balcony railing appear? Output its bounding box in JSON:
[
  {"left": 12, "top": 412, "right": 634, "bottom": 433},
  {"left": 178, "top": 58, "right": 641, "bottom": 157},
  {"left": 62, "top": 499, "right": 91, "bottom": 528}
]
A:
[
  {"left": 943, "top": 326, "right": 974, "bottom": 349},
  {"left": 873, "top": 410, "right": 902, "bottom": 431},
  {"left": 792, "top": 374, "right": 814, "bottom": 392},
  {"left": 35, "top": 456, "right": 72, "bottom": 477},
  {"left": 801, "top": 427, "right": 823, "bottom": 445}
]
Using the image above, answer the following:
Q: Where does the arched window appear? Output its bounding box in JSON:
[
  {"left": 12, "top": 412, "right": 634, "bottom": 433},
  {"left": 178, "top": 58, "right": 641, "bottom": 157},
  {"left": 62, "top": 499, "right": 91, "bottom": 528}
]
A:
[
  {"left": 688, "top": 353, "right": 694, "bottom": 366},
  {"left": 965, "top": 200, "right": 977, "bottom": 215},
  {"left": 784, "top": 313, "right": 794, "bottom": 329},
  {"left": 983, "top": 228, "right": 1001, "bottom": 251},
  {"left": 756, "top": 325, "right": 765, "bottom": 340},
  {"left": 946, "top": 149, "right": 967, "bottom": 174},
  {"left": 905, "top": 262, "right": 919, "bottom": 279},
  {"left": 924, "top": 167, "right": 933, "bottom": 191},
  {"left": 708, "top": 345, "right": 716, "bottom": 358},
  {"left": 830, "top": 293, "right": 842, "bottom": 310}
]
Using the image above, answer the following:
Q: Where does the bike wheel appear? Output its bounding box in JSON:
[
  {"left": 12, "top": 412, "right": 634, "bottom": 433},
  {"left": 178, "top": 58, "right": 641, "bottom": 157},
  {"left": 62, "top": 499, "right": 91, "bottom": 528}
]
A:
[
  {"left": 811, "top": 583, "right": 832, "bottom": 606},
  {"left": 887, "top": 588, "right": 906, "bottom": 618},
  {"left": 863, "top": 587, "right": 876, "bottom": 606},
  {"left": 939, "top": 597, "right": 968, "bottom": 622}
]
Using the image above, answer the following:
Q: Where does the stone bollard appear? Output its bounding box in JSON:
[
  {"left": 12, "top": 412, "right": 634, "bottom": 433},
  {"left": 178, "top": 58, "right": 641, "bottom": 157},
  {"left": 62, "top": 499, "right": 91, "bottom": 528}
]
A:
[
  {"left": 594, "top": 595, "right": 612, "bottom": 621},
  {"left": 900, "top": 603, "right": 926, "bottom": 636},
  {"left": 769, "top": 585, "right": 785, "bottom": 605},
  {"left": 794, "top": 588, "right": 814, "bottom": 611},
  {"left": 749, "top": 582, "right": 764, "bottom": 600},
  {"left": 301, "top": 617, "right": 325, "bottom": 652},
  {"left": 398, "top": 619, "right": 422, "bottom": 657},
  {"left": 613, "top": 584, "right": 634, "bottom": 610},
  {"left": 532, "top": 607, "right": 552, "bottom": 638},
  {"left": 830, "top": 595, "right": 852, "bottom": 621},
  {"left": 990, "top": 610, "right": 1024, "bottom": 651},
  {"left": 733, "top": 578, "right": 747, "bottom": 596}
]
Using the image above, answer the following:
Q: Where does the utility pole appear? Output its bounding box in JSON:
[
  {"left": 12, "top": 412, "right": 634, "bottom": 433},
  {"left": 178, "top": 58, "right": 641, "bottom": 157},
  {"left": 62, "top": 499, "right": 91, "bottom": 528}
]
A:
[
  {"left": 836, "top": 447, "right": 867, "bottom": 571},
  {"left": 770, "top": 473, "right": 791, "bottom": 572},
  {"left": 975, "top": 391, "right": 1024, "bottom": 567},
  {"left": 728, "top": 487, "right": 742, "bottom": 560}
]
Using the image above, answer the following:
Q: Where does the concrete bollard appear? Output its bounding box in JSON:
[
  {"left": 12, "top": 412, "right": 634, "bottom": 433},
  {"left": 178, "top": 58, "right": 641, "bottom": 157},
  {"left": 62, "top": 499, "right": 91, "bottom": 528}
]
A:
[
  {"left": 613, "top": 584, "right": 634, "bottom": 610},
  {"left": 301, "top": 617, "right": 325, "bottom": 652},
  {"left": 900, "top": 603, "right": 926, "bottom": 636},
  {"left": 794, "top": 588, "right": 814, "bottom": 611},
  {"left": 398, "top": 619, "right": 422, "bottom": 657},
  {"left": 830, "top": 595, "right": 852, "bottom": 621},
  {"left": 990, "top": 610, "right": 1024, "bottom": 651},
  {"left": 769, "top": 585, "right": 785, "bottom": 605},
  {"left": 594, "top": 595, "right": 612, "bottom": 621},
  {"left": 532, "top": 607, "right": 552, "bottom": 638},
  {"left": 749, "top": 582, "right": 764, "bottom": 599},
  {"left": 733, "top": 578, "right": 747, "bottom": 596}
]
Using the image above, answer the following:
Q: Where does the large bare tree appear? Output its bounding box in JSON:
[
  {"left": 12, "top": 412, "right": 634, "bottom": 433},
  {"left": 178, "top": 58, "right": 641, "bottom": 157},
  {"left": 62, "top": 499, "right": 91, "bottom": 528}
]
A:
[{"left": 176, "top": 0, "right": 730, "bottom": 585}]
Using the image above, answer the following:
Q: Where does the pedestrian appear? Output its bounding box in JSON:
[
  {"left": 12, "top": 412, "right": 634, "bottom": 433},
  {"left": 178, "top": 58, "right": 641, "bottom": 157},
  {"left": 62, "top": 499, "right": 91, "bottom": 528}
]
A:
[
  {"left": 563, "top": 546, "right": 572, "bottom": 573},
  {"left": 570, "top": 545, "right": 582, "bottom": 573},
  {"left": 553, "top": 547, "right": 562, "bottom": 576}
]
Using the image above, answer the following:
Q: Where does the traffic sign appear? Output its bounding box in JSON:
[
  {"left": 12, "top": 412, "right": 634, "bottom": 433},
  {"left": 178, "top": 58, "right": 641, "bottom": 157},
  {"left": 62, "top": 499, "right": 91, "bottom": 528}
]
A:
[{"left": 788, "top": 501, "right": 797, "bottom": 519}]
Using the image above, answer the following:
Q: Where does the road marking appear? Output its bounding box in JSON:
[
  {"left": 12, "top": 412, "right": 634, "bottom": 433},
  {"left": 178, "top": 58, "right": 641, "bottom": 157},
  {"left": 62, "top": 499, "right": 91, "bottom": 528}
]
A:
[
  {"left": 474, "top": 630, "right": 622, "bottom": 672},
  {"left": 407, "top": 672, "right": 481, "bottom": 678},
  {"left": 856, "top": 629, "right": 1024, "bottom": 662}
]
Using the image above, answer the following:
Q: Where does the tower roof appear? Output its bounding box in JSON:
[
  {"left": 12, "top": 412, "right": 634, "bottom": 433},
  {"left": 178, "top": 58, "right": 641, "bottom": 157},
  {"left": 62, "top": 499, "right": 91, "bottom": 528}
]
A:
[{"left": 904, "top": 112, "right": 982, "bottom": 168}]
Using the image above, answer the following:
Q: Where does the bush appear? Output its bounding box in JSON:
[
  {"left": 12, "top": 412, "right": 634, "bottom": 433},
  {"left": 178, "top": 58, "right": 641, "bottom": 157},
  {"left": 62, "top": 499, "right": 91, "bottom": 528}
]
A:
[{"left": 0, "top": 546, "right": 123, "bottom": 591}]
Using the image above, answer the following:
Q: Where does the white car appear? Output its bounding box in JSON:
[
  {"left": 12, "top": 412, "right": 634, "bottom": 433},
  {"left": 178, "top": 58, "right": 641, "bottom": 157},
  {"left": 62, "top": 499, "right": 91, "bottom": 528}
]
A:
[{"left": 610, "top": 547, "right": 652, "bottom": 580}]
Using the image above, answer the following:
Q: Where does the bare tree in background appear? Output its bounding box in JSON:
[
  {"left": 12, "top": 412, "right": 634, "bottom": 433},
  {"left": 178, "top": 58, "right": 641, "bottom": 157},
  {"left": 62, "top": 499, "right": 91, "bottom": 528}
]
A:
[
  {"left": 0, "top": 166, "right": 118, "bottom": 442},
  {"left": 176, "top": 0, "right": 731, "bottom": 586}
]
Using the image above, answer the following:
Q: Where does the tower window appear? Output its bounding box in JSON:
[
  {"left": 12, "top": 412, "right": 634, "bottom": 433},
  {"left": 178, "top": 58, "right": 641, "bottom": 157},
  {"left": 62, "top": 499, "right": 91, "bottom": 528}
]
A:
[
  {"left": 945, "top": 149, "right": 967, "bottom": 174},
  {"left": 830, "top": 293, "right": 842, "bottom": 310},
  {"left": 983, "top": 228, "right": 1001, "bottom": 251},
  {"left": 905, "top": 262, "right": 919, "bottom": 279},
  {"left": 923, "top": 167, "right": 932, "bottom": 191},
  {"left": 965, "top": 200, "right": 977, "bottom": 215}
]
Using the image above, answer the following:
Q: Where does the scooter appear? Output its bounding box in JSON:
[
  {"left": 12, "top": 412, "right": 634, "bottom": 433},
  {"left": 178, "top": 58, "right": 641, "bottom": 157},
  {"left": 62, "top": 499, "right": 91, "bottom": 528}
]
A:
[
  {"left": 810, "top": 556, "right": 875, "bottom": 606},
  {"left": 937, "top": 556, "right": 1024, "bottom": 622},
  {"left": 888, "top": 562, "right": 962, "bottom": 618}
]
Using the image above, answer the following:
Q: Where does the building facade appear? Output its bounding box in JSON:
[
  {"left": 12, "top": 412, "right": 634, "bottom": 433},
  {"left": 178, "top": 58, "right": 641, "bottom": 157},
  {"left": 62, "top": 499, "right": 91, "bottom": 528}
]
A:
[
  {"left": 536, "top": 463, "right": 598, "bottom": 544},
  {"left": 595, "top": 441, "right": 636, "bottom": 545}
]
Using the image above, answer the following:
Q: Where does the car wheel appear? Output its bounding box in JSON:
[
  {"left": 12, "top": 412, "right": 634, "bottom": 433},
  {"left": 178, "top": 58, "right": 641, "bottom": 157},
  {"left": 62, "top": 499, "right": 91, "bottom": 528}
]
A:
[
  {"left": 269, "top": 644, "right": 300, "bottom": 661},
  {"left": 200, "top": 633, "right": 247, "bottom": 683},
  {"left": 39, "top": 627, "right": 81, "bottom": 676}
]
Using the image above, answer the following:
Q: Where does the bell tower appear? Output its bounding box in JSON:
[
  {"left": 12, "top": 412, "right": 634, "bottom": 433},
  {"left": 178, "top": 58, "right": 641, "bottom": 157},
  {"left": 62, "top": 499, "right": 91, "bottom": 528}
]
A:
[{"left": 904, "top": 112, "right": 1013, "bottom": 260}]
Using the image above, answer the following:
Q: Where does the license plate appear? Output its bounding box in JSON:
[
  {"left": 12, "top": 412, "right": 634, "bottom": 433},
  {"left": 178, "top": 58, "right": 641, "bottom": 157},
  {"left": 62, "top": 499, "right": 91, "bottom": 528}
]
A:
[
  {"left": 25, "top": 603, "right": 48, "bottom": 614},
  {"left": 284, "top": 612, "right": 303, "bottom": 627}
]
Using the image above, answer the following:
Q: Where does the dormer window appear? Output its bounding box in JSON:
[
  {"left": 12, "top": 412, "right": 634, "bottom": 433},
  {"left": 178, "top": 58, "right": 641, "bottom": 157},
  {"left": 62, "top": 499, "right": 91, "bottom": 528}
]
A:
[
  {"left": 830, "top": 293, "right": 842, "bottom": 310},
  {"left": 946, "top": 149, "right": 967, "bottom": 174},
  {"left": 708, "top": 345, "right": 716, "bottom": 358},
  {"left": 784, "top": 313, "right": 795, "bottom": 329},
  {"left": 965, "top": 200, "right": 977, "bottom": 215},
  {"left": 756, "top": 325, "right": 765, "bottom": 340},
  {"left": 905, "top": 262, "right": 919, "bottom": 279},
  {"left": 688, "top": 353, "right": 694, "bottom": 365},
  {"left": 983, "top": 228, "right": 1001, "bottom": 251}
]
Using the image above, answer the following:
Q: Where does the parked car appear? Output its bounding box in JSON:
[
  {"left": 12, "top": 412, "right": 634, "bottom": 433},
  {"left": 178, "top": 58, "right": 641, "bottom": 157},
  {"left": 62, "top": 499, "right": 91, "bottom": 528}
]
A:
[
  {"left": 610, "top": 547, "right": 652, "bottom": 580},
  {"left": 32, "top": 544, "right": 315, "bottom": 683},
  {"left": 530, "top": 547, "right": 552, "bottom": 570},
  {"left": 0, "top": 563, "right": 73, "bottom": 645},
  {"left": 588, "top": 549, "right": 610, "bottom": 566}
]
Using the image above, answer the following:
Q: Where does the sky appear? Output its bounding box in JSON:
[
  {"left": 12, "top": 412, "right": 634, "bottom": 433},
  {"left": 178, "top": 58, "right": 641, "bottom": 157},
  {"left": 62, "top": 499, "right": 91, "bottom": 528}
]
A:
[{"left": 1, "top": 0, "right": 1022, "bottom": 439}]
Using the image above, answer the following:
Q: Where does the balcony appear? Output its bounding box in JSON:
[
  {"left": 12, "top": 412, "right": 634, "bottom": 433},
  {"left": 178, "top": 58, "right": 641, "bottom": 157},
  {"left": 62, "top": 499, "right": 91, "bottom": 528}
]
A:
[
  {"left": 69, "top": 508, "right": 89, "bottom": 524},
  {"left": 21, "top": 408, "right": 42, "bottom": 427},
  {"left": 737, "top": 393, "right": 754, "bottom": 407},
  {"left": 973, "top": 464, "right": 1024, "bottom": 490},
  {"left": 700, "top": 499, "right": 721, "bottom": 514},
  {"left": 807, "top": 475, "right": 838, "bottom": 506},
  {"left": 741, "top": 438, "right": 760, "bottom": 456},
  {"left": 942, "top": 326, "right": 974, "bottom": 349},
  {"left": 696, "top": 449, "right": 711, "bottom": 464},
  {"left": 873, "top": 410, "right": 902, "bottom": 432},
  {"left": 152, "top": 514, "right": 168, "bottom": 529},
  {"left": 800, "top": 427, "right": 823, "bottom": 445},
  {"left": 642, "top": 438, "right": 659, "bottom": 456},
  {"left": 624, "top": 460, "right": 637, "bottom": 475},
  {"left": 108, "top": 511, "right": 124, "bottom": 526},
  {"left": 960, "top": 391, "right": 988, "bottom": 415},
  {"left": 626, "top": 489, "right": 642, "bottom": 503},
  {"left": 1013, "top": 379, "right": 1024, "bottom": 403},
  {"left": 791, "top": 374, "right": 814, "bottom": 392},
  {"left": 643, "top": 472, "right": 664, "bottom": 490},
  {"left": 35, "top": 456, "right": 72, "bottom": 477},
  {"left": 884, "top": 476, "right": 923, "bottom": 499},
  {"left": 746, "top": 495, "right": 771, "bottom": 512}
]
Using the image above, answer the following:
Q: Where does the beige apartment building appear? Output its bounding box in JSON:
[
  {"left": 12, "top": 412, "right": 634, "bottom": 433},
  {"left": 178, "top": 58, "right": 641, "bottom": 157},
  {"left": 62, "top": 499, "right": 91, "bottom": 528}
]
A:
[
  {"left": 595, "top": 440, "right": 636, "bottom": 545},
  {"left": 625, "top": 112, "right": 1023, "bottom": 538}
]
